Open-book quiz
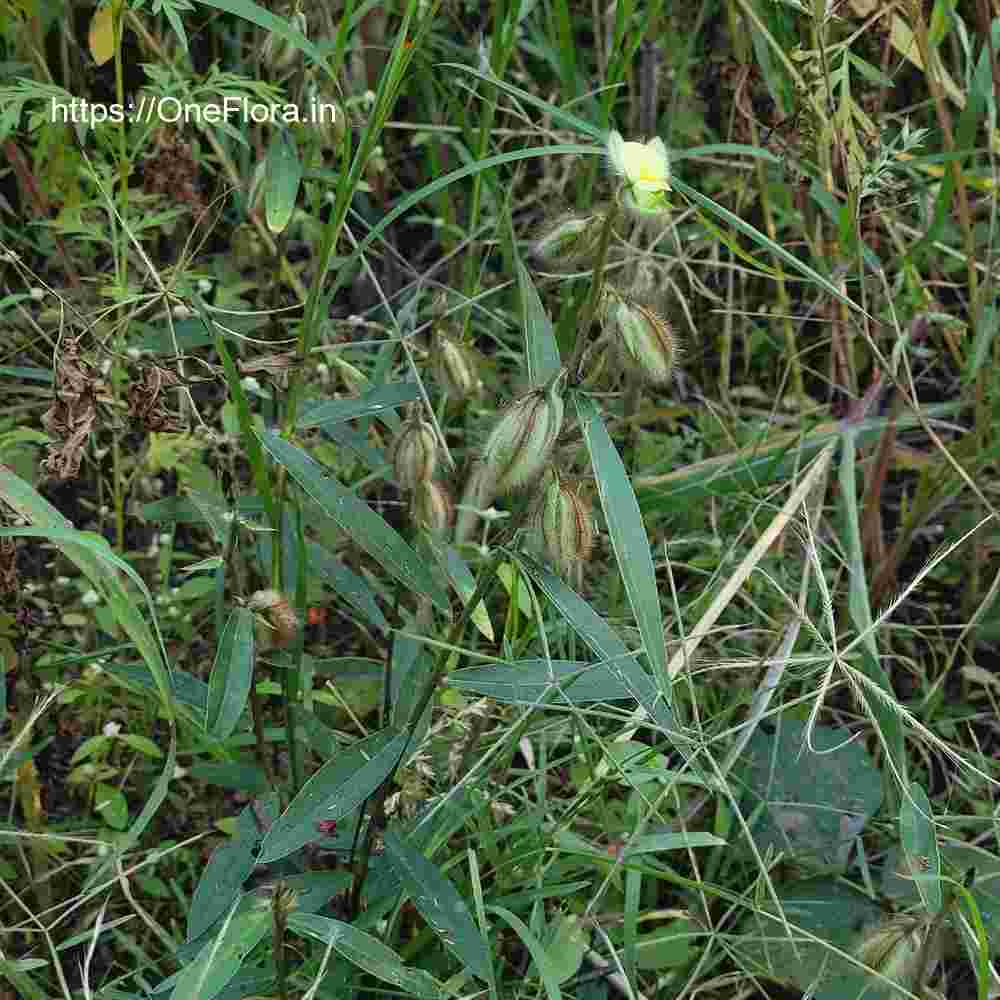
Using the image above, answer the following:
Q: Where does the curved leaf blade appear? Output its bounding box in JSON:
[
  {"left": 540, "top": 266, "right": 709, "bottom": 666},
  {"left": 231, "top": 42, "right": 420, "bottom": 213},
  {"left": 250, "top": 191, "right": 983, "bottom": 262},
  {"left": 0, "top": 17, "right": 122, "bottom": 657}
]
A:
[
  {"left": 288, "top": 913, "right": 444, "bottom": 997},
  {"left": 256, "top": 428, "right": 449, "bottom": 613},
  {"left": 899, "top": 782, "right": 942, "bottom": 913},
  {"left": 383, "top": 828, "right": 492, "bottom": 981},
  {"left": 573, "top": 394, "right": 668, "bottom": 684},
  {"left": 259, "top": 728, "right": 407, "bottom": 863},
  {"left": 206, "top": 607, "right": 256, "bottom": 739},
  {"left": 516, "top": 258, "right": 561, "bottom": 387}
]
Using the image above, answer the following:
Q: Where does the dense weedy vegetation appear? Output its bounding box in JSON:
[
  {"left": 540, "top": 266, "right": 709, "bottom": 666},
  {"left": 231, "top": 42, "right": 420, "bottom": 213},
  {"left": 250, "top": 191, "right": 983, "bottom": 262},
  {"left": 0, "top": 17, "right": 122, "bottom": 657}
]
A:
[{"left": 2, "top": 1, "right": 1000, "bottom": 998}]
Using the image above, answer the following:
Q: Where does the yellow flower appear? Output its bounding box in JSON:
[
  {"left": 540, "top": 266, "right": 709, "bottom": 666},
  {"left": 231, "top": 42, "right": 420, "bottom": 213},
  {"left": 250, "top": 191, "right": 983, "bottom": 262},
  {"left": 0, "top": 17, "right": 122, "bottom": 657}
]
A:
[{"left": 607, "top": 130, "right": 671, "bottom": 214}]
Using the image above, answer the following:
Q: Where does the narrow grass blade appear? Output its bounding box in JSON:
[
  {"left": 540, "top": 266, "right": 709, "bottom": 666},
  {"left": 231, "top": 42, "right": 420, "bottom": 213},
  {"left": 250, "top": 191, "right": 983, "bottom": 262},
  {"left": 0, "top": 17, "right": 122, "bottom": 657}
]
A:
[
  {"left": 288, "top": 913, "right": 444, "bottom": 997},
  {"left": 296, "top": 382, "right": 422, "bottom": 429},
  {"left": 0, "top": 521, "right": 172, "bottom": 717},
  {"left": 256, "top": 428, "right": 449, "bottom": 613},
  {"left": 206, "top": 607, "right": 256, "bottom": 739},
  {"left": 574, "top": 393, "right": 668, "bottom": 683},
  {"left": 838, "top": 430, "right": 905, "bottom": 781},
  {"left": 447, "top": 659, "right": 631, "bottom": 704},
  {"left": 485, "top": 906, "right": 561, "bottom": 1000},
  {"left": 439, "top": 63, "right": 604, "bottom": 139},
  {"left": 516, "top": 256, "right": 561, "bottom": 388},
  {"left": 383, "top": 828, "right": 492, "bottom": 981},
  {"left": 194, "top": 0, "right": 330, "bottom": 75},
  {"left": 671, "top": 176, "right": 869, "bottom": 319},
  {"left": 259, "top": 728, "right": 407, "bottom": 863}
]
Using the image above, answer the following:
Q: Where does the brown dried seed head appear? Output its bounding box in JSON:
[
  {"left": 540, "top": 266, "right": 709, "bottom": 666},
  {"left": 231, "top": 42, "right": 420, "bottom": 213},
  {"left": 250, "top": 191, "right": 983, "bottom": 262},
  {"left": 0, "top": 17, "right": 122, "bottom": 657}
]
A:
[{"left": 248, "top": 589, "right": 298, "bottom": 647}]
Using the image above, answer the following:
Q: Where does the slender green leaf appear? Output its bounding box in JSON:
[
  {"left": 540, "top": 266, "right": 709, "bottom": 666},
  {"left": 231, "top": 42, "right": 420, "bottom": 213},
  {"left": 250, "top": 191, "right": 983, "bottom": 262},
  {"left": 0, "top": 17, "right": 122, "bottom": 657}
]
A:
[
  {"left": 516, "top": 258, "right": 561, "bottom": 387},
  {"left": 671, "top": 176, "right": 869, "bottom": 318},
  {"left": 574, "top": 394, "right": 668, "bottom": 683},
  {"left": 288, "top": 913, "right": 444, "bottom": 997},
  {"left": 168, "top": 899, "right": 270, "bottom": 1000},
  {"left": 440, "top": 63, "right": 603, "bottom": 139},
  {"left": 264, "top": 127, "right": 301, "bottom": 233},
  {"left": 0, "top": 516, "right": 172, "bottom": 719},
  {"left": 260, "top": 728, "right": 407, "bottom": 863},
  {"left": 256, "top": 428, "right": 449, "bottom": 613},
  {"left": 383, "top": 828, "right": 492, "bottom": 980},
  {"left": 623, "top": 832, "right": 727, "bottom": 855},
  {"left": 194, "top": 0, "right": 330, "bottom": 75},
  {"left": 486, "top": 906, "right": 560, "bottom": 1000},
  {"left": 448, "top": 659, "right": 632, "bottom": 703},
  {"left": 899, "top": 782, "right": 942, "bottom": 913},
  {"left": 307, "top": 541, "right": 389, "bottom": 632},
  {"left": 188, "top": 800, "right": 270, "bottom": 942},
  {"left": 518, "top": 555, "right": 679, "bottom": 741},
  {"left": 206, "top": 607, "right": 256, "bottom": 739},
  {"left": 325, "top": 145, "right": 602, "bottom": 313},
  {"left": 296, "top": 382, "right": 422, "bottom": 429},
  {"left": 838, "top": 429, "right": 905, "bottom": 783},
  {"left": 544, "top": 912, "right": 588, "bottom": 983}
]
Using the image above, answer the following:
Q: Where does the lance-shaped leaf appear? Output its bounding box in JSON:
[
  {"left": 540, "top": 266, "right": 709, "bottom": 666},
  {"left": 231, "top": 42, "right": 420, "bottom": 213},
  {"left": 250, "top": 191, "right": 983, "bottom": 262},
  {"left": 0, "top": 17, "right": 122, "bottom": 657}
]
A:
[
  {"left": 206, "top": 607, "right": 256, "bottom": 739},
  {"left": 259, "top": 728, "right": 408, "bottom": 863},
  {"left": 574, "top": 394, "right": 668, "bottom": 685},
  {"left": 168, "top": 897, "right": 271, "bottom": 1000},
  {"left": 296, "top": 382, "right": 422, "bottom": 429},
  {"left": 288, "top": 912, "right": 444, "bottom": 997},
  {"left": 899, "top": 782, "right": 942, "bottom": 914},
  {"left": 256, "top": 428, "right": 449, "bottom": 613},
  {"left": 265, "top": 128, "right": 301, "bottom": 234},
  {"left": 516, "top": 257, "right": 561, "bottom": 387},
  {"left": 383, "top": 828, "right": 492, "bottom": 980}
]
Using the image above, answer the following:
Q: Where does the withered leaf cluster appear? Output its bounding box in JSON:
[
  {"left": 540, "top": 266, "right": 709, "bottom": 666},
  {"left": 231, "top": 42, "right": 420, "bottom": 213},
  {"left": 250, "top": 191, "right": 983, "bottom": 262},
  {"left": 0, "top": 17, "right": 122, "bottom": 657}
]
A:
[
  {"left": 42, "top": 337, "right": 186, "bottom": 480},
  {"left": 41, "top": 337, "right": 100, "bottom": 480},
  {"left": 128, "top": 364, "right": 184, "bottom": 433}
]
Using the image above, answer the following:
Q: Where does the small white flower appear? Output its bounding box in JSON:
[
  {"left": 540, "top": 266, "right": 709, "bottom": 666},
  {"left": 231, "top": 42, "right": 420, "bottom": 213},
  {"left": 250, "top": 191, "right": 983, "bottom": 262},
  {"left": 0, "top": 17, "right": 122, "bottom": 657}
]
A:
[
  {"left": 197, "top": 278, "right": 213, "bottom": 294},
  {"left": 29, "top": 286, "right": 44, "bottom": 301},
  {"left": 173, "top": 304, "right": 192, "bottom": 319},
  {"left": 81, "top": 588, "right": 100, "bottom": 607},
  {"left": 173, "top": 765, "right": 188, "bottom": 780},
  {"left": 607, "top": 130, "right": 671, "bottom": 214},
  {"left": 103, "top": 721, "right": 121, "bottom": 738},
  {"left": 241, "top": 376, "right": 261, "bottom": 393}
]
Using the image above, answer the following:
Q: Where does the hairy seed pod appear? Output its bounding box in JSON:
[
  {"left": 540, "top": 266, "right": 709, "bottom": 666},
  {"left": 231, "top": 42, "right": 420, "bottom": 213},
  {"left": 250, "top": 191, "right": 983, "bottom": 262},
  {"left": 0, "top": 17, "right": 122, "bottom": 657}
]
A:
[
  {"left": 540, "top": 476, "right": 594, "bottom": 579},
  {"left": 605, "top": 293, "right": 678, "bottom": 388},
  {"left": 248, "top": 589, "right": 298, "bottom": 648},
  {"left": 482, "top": 381, "right": 564, "bottom": 494},
  {"left": 855, "top": 916, "right": 929, "bottom": 992},
  {"left": 412, "top": 480, "right": 453, "bottom": 537},
  {"left": 247, "top": 160, "right": 266, "bottom": 219},
  {"left": 531, "top": 212, "right": 606, "bottom": 268},
  {"left": 262, "top": 10, "right": 308, "bottom": 72},
  {"left": 433, "top": 331, "right": 478, "bottom": 400},
  {"left": 391, "top": 417, "right": 438, "bottom": 490},
  {"left": 454, "top": 459, "right": 497, "bottom": 545}
]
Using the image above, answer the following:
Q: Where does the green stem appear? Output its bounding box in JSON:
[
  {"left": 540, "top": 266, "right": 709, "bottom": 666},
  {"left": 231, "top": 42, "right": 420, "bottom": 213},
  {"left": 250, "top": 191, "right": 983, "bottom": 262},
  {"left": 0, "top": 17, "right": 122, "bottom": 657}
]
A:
[{"left": 568, "top": 200, "right": 621, "bottom": 380}]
